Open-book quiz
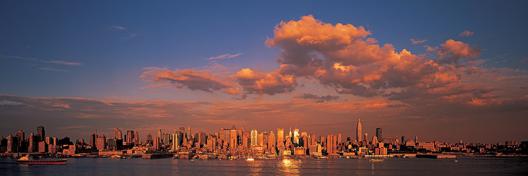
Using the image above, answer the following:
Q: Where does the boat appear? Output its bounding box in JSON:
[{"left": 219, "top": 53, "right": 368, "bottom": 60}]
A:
[
  {"left": 369, "top": 158, "right": 384, "bottom": 163},
  {"left": 416, "top": 153, "right": 457, "bottom": 159},
  {"left": 246, "top": 157, "right": 255, "bottom": 162},
  {"left": 17, "top": 155, "right": 67, "bottom": 165}
]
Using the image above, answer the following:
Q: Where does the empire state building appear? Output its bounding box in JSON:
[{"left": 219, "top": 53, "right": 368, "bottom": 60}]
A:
[{"left": 356, "top": 118, "right": 362, "bottom": 143}]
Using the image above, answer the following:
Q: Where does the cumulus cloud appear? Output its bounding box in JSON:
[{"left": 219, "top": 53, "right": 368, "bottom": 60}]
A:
[
  {"left": 435, "top": 39, "right": 480, "bottom": 64},
  {"left": 264, "top": 15, "right": 463, "bottom": 97},
  {"left": 235, "top": 68, "right": 297, "bottom": 95},
  {"left": 141, "top": 67, "right": 233, "bottom": 92},
  {"left": 140, "top": 15, "right": 524, "bottom": 111},
  {"left": 459, "top": 30, "right": 475, "bottom": 37}
]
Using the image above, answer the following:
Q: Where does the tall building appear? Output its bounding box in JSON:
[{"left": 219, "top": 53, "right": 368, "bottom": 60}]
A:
[
  {"left": 293, "top": 128, "right": 300, "bottom": 145},
  {"left": 229, "top": 129, "right": 237, "bottom": 150},
  {"left": 268, "top": 131, "right": 276, "bottom": 154},
  {"left": 376, "top": 128, "right": 383, "bottom": 142},
  {"left": 7, "top": 135, "right": 14, "bottom": 153},
  {"left": 277, "top": 128, "right": 284, "bottom": 148},
  {"left": 90, "top": 133, "right": 97, "bottom": 149},
  {"left": 356, "top": 118, "right": 363, "bottom": 143},
  {"left": 38, "top": 141, "right": 47, "bottom": 153},
  {"left": 95, "top": 135, "right": 106, "bottom": 151},
  {"left": 126, "top": 130, "right": 135, "bottom": 144},
  {"left": 15, "top": 130, "right": 25, "bottom": 147},
  {"left": 250, "top": 129, "right": 258, "bottom": 146},
  {"left": 157, "top": 129, "right": 163, "bottom": 144},
  {"left": 171, "top": 132, "right": 180, "bottom": 152},
  {"left": 114, "top": 128, "right": 123, "bottom": 140},
  {"left": 37, "top": 126, "right": 45, "bottom": 141},
  {"left": 134, "top": 131, "right": 140, "bottom": 144},
  {"left": 326, "top": 134, "right": 335, "bottom": 155},
  {"left": 257, "top": 132, "right": 264, "bottom": 147},
  {"left": 153, "top": 136, "right": 160, "bottom": 151},
  {"left": 28, "top": 133, "right": 36, "bottom": 153}
]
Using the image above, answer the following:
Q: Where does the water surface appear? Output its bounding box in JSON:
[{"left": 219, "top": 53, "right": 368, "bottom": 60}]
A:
[{"left": 1, "top": 157, "right": 527, "bottom": 176}]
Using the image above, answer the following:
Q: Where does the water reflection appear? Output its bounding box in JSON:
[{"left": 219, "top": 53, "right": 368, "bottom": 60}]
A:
[
  {"left": 278, "top": 159, "right": 301, "bottom": 175},
  {"left": 247, "top": 160, "right": 263, "bottom": 176}
]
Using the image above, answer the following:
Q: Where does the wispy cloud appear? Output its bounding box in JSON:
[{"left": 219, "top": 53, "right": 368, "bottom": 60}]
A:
[
  {"left": 459, "top": 30, "right": 474, "bottom": 37},
  {"left": 297, "top": 93, "right": 339, "bottom": 103},
  {"left": 38, "top": 67, "right": 69, "bottom": 72},
  {"left": 1, "top": 55, "right": 82, "bottom": 72},
  {"left": 46, "top": 60, "right": 82, "bottom": 66},
  {"left": 207, "top": 53, "right": 242, "bottom": 62},
  {"left": 110, "top": 25, "right": 127, "bottom": 31},
  {"left": 0, "top": 100, "right": 23, "bottom": 106},
  {"left": 109, "top": 25, "right": 137, "bottom": 39},
  {"left": 410, "top": 38, "right": 427, "bottom": 45}
]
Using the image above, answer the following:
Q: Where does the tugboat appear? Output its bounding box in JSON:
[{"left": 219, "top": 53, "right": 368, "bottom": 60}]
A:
[
  {"left": 17, "top": 155, "right": 67, "bottom": 165},
  {"left": 245, "top": 157, "right": 255, "bottom": 162}
]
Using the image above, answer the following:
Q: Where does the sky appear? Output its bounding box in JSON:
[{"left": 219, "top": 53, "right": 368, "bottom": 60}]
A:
[{"left": 1, "top": 0, "right": 527, "bottom": 143}]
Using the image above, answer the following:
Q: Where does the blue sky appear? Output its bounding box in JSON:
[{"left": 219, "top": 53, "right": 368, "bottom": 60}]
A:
[
  {"left": 1, "top": 1, "right": 528, "bottom": 142},
  {"left": 1, "top": 0, "right": 527, "bottom": 98}
]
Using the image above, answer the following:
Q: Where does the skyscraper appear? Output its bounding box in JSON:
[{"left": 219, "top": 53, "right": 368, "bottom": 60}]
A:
[
  {"left": 293, "top": 128, "right": 300, "bottom": 145},
  {"left": 95, "top": 134, "right": 106, "bottom": 151},
  {"left": 356, "top": 118, "right": 362, "bottom": 143},
  {"left": 134, "top": 131, "right": 140, "bottom": 144},
  {"left": 37, "top": 126, "right": 45, "bottom": 141},
  {"left": 15, "top": 130, "right": 25, "bottom": 147},
  {"left": 375, "top": 128, "right": 383, "bottom": 142},
  {"left": 90, "top": 133, "right": 97, "bottom": 149},
  {"left": 229, "top": 129, "right": 237, "bottom": 150},
  {"left": 277, "top": 128, "right": 284, "bottom": 148},
  {"left": 250, "top": 129, "right": 258, "bottom": 146},
  {"left": 268, "top": 131, "right": 276, "bottom": 154},
  {"left": 28, "top": 133, "right": 35, "bottom": 153},
  {"left": 7, "top": 135, "right": 14, "bottom": 153},
  {"left": 326, "top": 134, "right": 335, "bottom": 155},
  {"left": 126, "top": 130, "right": 135, "bottom": 144},
  {"left": 114, "top": 128, "right": 123, "bottom": 140},
  {"left": 171, "top": 132, "right": 180, "bottom": 152}
]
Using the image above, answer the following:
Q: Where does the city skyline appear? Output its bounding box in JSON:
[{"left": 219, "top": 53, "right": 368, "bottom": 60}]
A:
[
  {"left": 2, "top": 123, "right": 525, "bottom": 161},
  {"left": 2, "top": 1, "right": 528, "bottom": 144}
]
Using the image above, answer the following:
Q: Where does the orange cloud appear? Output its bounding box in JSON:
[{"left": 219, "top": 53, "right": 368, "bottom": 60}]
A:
[
  {"left": 266, "top": 15, "right": 460, "bottom": 97},
  {"left": 436, "top": 39, "right": 480, "bottom": 64},
  {"left": 235, "top": 68, "right": 297, "bottom": 95},
  {"left": 141, "top": 67, "right": 233, "bottom": 92}
]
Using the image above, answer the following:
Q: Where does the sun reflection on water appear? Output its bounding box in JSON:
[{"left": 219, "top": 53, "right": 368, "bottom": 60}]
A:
[{"left": 279, "top": 158, "right": 301, "bottom": 175}]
